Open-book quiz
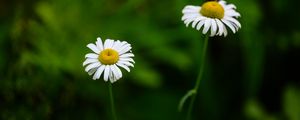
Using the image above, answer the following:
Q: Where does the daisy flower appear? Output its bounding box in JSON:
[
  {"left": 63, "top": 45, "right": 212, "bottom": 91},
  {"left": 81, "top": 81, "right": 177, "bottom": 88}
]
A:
[
  {"left": 182, "top": 0, "right": 241, "bottom": 37},
  {"left": 83, "top": 37, "right": 135, "bottom": 83}
]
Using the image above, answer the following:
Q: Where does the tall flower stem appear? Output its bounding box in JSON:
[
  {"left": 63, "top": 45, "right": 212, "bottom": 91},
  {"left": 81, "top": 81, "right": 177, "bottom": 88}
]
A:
[
  {"left": 109, "top": 83, "right": 118, "bottom": 120},
  {"left": 186, "top": 35, "right": 209, "bottom": 120}
]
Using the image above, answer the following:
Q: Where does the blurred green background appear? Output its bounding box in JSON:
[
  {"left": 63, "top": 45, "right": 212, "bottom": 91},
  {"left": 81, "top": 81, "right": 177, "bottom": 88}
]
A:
[{"left": 1, "top": 0, "right": 300, "bottom": 119}]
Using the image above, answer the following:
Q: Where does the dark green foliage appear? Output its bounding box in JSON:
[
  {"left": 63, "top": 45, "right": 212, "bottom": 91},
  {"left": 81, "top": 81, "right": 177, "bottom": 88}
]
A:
[{"left": 0, "top": 0, "right": 299, "bottom": 119}]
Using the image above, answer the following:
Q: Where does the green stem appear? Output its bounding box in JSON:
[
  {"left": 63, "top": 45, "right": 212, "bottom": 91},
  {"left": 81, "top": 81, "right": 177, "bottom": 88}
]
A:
[
  {"left": 109, "top": 83, "right": 118, "bottom": 120},
  {"left": 186, "top": 35, "right": 209, "bottom": 120}
]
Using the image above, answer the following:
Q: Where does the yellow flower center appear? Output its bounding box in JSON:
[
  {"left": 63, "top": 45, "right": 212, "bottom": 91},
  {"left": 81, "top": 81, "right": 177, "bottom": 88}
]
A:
[
  {"left": 200, "top": 1, "right": 224, "bottom": 19},
  {"left": 98, "top": 49, "right": 119, "bottom": 65}
]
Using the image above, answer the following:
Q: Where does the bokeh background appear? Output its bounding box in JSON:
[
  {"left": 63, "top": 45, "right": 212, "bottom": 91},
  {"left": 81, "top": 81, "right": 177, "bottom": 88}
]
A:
[{"left": 1, "top": 0, "right": 300, "bottom": 119}]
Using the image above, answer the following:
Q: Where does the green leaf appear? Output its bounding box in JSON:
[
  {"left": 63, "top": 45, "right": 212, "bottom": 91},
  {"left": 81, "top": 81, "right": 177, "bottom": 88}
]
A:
[
  {"left": 178, "top": 89, "right": 196, "bottom": 112},
  {"left": 284, "top": 86, "right": 300, "bottom": 120}
]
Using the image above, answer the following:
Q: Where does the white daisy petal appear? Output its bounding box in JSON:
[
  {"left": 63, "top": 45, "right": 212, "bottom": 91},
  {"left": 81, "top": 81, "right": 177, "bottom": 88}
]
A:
[
  {"left": 210, "top": 19, "right": 217, "bottom": 36},
  {"left": 202, "top": 19, "right": 211, "bottom": 34},
  {"left": 224, "top": 17, "right": 241, "bottom": 28},
  {"left": 192, "top": 17, "right": 205, "bottom": 28},
  {"left": 116, "top": 63, "right": 131, "bottom": 72},
  {"left": 114, "top": 64, "right": 122, "bottom": 79},
  {"left": 103, "top": 65, "right": 110, "bottom": 82},
  {"left": 182, "top": 9, "right": 196, "bottom": 13},
  {"left": 196, "top": 19, "right": 206, "bottom": 30},
  {"left": 119, "top": 46, "right": 132, "bottom": 55},
  {"left": 88, "top": 68, "right": 97, "bottom": 75},
  {"left": 182, "top": 14, "right": 198, "bottom": 21},
  {"left": 225, "top": 4, "right": 237, "bottom": 10},
  {"left": 110, "top": 67, "right": 118, "bottom": 83},
  {"left": 223, "top": 24, "right": 228, "bottom": 37},
  {"left": 96, "top": 37, "right": 104, "bottom": 51},
  {"left": 215, "top": 19, "right": 224, "bottom": 36},
  {"left": 183, "top": 9, "right": 200, "bottom": 14},
  {"left": 118, "top": 61, "right": 134, "bottom": 67},
  {"left": 119, "top": 41, "right": 128, "bottom": 48},
  {"left": 120, "top": 58, "right": 135, "bottom": 63},
  {"left": 83, "top": 58, "right": 98, "bottom": 66},
  {"left": 182, "top": 5, "right": 200, "bottom": 14},
  {"left": 112, "top": 40, "right": 121, "bottom": 49},
  {"left": 93, "top": 65, "right": 105, "bottom": 80},
  {"left": 184, "top": 18, "right": 197, "bottom": 27},
  {"left": 109, "top": 69, "right": 114, "bottom": 83},
  {"left": 183, "top": 15, "right": 197, "bottom": 21},
  {"left": 115, "top": 42, "right": 129, "bottom": 52},
  {"left": 104, "top": 39, "right": 114, "bottom": 49},
  {"left": 85, "top": 53, "right": 98, "bottom": 59},
  {"left": 117, "top": 43, "right": 130, "bottom": 52},
  {"left": 225, "top": 10, "right": 241, "bottom": 17},
  {"left": 184, "top": 5, "right": 200, "bottom": 10},
  {"left": 221, "top": 19, "right": 236, "bottom": 33},
  {"left": 230, "top": 21, "right": 239, "bottom": 30},
  {"left": 85, "top": 62, "right": 101, "bottom": 72},
  {"left": 120, "top": 53, "right": 134, "bottom": 58},
  {"left": 87, "top": 43, "right": 100, "bottom": 54},
  {"left": 110, "top": 65, "right": 118, "bottom": 80},
  {"left": 111, "top": 64, "right": 122, "bottom": 81}
]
